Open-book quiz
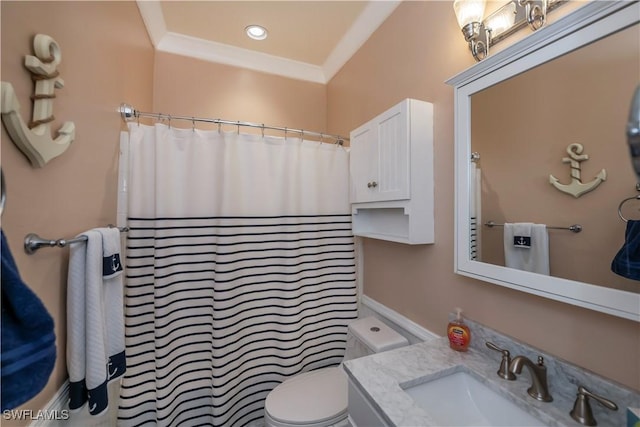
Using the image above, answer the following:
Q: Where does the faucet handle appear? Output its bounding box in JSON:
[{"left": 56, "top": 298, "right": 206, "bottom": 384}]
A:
[
  {"left": 485, "top": 342, "right": 516, "bottom": 380},
  {"left": 570, "top": 385, "right": 618, "bottom": 426}
]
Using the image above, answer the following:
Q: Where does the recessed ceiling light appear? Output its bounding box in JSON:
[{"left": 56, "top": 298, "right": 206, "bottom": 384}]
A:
[{"left": 245, "top": 25, "right": 268, "bottom": 41}]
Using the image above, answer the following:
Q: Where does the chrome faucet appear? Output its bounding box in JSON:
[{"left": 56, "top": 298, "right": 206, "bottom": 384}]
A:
[
  {"left": 485, "top": 341, "right": 516, "bottom": 380},
  {"left": 570, "top": 385, "right": 618, "bottom": 426},
  {"left": 508, "top": 355, "right": 553, "bottom": 402}
]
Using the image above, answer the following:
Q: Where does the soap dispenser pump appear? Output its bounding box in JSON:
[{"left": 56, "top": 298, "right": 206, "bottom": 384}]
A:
[{"left": 447, "top": 308, "right": 471, "bottom": 352}]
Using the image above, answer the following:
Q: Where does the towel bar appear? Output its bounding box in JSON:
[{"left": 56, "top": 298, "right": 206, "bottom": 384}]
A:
[
  {"left": 24, "top": 226, "right": 129, "bottom": 254},
  {"left": 484, "top": 221, "right": 582, "bottom": 233}
]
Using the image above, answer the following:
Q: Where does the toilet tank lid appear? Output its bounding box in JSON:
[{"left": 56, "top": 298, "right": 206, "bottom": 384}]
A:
[{"left": 349, "top": 316, "right": 409, "bottom": 353}]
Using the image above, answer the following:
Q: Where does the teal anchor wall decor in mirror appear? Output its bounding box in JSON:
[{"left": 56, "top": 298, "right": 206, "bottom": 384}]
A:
[
  {"left": 1, "top": 34, "right": 75, "bottom": 167},
  {"left": 549, "top": 143, "right": 606, "bottom": 198}
]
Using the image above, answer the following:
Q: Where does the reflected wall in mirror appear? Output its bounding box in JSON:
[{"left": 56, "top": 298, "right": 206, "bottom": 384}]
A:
[
  {"left": 449, "top": 0, "right": 640, "bottom": 321},
  {"left": 471, "top": 23, "right": 640, "bottom": 293}
]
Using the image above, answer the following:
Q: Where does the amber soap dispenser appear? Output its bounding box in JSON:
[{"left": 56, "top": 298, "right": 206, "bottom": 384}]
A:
[{"left": 447, "top": 308, "right": 471, "bottom": 352}]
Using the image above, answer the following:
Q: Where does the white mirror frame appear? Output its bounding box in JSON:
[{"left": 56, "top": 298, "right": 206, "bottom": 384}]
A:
[{"left": 447, "top": 0, "right": 640, "bottom": 322}]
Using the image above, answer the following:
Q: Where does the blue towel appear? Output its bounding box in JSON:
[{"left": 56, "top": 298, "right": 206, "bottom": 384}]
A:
[
  {"left": 612, "top": 220, "right": 640, "bottom": 280},
  {"left": 1, "top": 230, "right": 56, "bottom": 410}
]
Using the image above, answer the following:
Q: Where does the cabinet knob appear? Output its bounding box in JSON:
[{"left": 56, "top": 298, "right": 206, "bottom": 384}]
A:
[{"left": 367, "top": 181, "right": 378, "bottom": 188}]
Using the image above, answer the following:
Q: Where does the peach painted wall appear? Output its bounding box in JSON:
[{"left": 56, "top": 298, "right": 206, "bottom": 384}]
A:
[
  {"left": 0, "top": 1, "right": 154, "bottom": 422},
  {"left": 327, "top": 1, "right": 640, "bottom": 391},
  {"left": 152, "top": 51, "right": 327, "bottom": 135}
]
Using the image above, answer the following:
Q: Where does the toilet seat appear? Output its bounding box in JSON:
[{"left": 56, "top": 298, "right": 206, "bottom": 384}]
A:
[{"left": 264, "top": 367, "right": 348, "bottom": 427}]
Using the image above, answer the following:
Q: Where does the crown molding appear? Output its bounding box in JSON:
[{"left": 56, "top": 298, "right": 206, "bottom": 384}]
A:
[
  {"left": 135, "top": 0, "right": 399, "bottom": 84},
  {"left": 157, "top": 32, "right": 327, "bottom": 83},
  {"left": 322, "top": 0, "right": 401, "bottom": 81},
  {"left": 136, "top": 0, "right": 166, "bottom": 47}
]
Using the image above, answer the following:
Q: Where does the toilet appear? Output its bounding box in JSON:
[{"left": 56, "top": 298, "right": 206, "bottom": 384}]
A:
[{"left": 264, "top": 316, "right": 409, "bottom": 427}]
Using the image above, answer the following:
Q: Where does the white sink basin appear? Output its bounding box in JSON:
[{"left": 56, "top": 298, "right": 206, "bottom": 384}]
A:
[{"left": 403, "top": 371, "right": 547, "bottom": 426}]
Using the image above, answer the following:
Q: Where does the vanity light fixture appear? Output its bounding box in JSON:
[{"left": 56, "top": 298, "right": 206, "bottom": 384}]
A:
[
  {"left": 453, "top": 0, "right": 566, "bottom": 61},
  {"left": 245, "top": 25, "right": 268, "bottom": 41}
]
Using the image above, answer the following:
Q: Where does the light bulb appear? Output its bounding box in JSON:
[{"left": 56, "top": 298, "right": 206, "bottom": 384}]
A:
[
  {"left": 453, "top": 0, "right": 486, "bottom": 29},
  {"left": 485, "top": 2, "right": 517, "bottom": 36},
  {"left": 245, "top": 25, "right": 268, "bottom": 41}
]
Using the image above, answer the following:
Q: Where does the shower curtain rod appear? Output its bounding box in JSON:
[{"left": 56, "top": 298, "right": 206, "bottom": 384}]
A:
[{"left": 119, "top": 103, "right": 348, "bottom": 144}]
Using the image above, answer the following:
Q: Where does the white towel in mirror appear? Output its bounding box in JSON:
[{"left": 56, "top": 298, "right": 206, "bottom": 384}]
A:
[{"left": 503, "top": 223, "right": 549, "bottom": 275}]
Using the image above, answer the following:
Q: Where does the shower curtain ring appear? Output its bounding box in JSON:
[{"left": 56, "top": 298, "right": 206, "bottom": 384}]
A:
[
  {"left": 284, "top": 127, "right": 288, "bottom": 140},
  {"left": 236, "top": 121, "right": 240, "bottom": 135},
  {"left": 217, "top": 120, "right": 221, "bottom": 133},
  {"left": 192, "top": 117, "right": 196, "bottom": 132},
  {"left": 168, "top": 115, "right": 172, "bottom": 129},
  {"left": 261, "top": 124, "right": 265, "bottom": 138}
]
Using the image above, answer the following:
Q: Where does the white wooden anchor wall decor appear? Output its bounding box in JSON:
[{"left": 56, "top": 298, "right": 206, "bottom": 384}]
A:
[
  {"left": 0, "top": 34, "right": 75, "bottom": 167},
  {"left": 549, "top": 143, "right": 606, "bottom": 198}
]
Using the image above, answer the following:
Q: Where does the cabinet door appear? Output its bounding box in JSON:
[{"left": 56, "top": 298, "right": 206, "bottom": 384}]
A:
[
  {"left": 349, "top": 102, "right": 410, "bottom": 203},
  {"left": 350, "top": 124, "right": 378, "bottom": 203},
  {"left": 376, "top": 102, "right": 410, "bottom": 201}
]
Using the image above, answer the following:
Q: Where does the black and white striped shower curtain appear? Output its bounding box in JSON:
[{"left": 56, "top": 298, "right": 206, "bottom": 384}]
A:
[
  {"left": 470, "top": 161, "right": 482, "bottom": 261},
  {"left": 117, "top": 123, "right": 357, "bottom": 427}
]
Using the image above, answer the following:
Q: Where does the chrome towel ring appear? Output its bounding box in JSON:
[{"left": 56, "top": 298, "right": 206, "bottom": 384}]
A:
[
  {"left": 0, "top": 168, "right": 6, "bottom": 217},
  {"left": 618, "top": 194, "right": 640, "bottom": 222}
]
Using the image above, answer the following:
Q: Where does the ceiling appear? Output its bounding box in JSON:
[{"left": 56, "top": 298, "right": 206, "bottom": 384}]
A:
[{"left": 136, "top": 1, "right": 401, "bottom": 84}]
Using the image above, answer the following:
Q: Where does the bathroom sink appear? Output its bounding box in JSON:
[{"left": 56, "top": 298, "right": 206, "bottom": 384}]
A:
[{"left": 403, "top": 371, "right": 547, "bottom": 426}]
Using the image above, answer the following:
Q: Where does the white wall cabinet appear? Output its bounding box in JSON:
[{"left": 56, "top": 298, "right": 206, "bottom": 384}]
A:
[
  {"left": 350, "top": 101, "right": 410, "bottom": 204},
  {"left": 349, "top": 99, "right": 434, "bottom": 244}
]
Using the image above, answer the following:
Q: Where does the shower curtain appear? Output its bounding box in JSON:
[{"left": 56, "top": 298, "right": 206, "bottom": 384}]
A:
[
  {"left": 117, "top": 123, "right": 357, "bottom": 427},
  {"left": 470, "top": 161, "right": 482, "bottom": 261}
]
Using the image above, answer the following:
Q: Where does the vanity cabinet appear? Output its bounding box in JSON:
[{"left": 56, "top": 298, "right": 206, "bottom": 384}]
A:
[
  {"left": 347, "top": 378, "right": 390, "bottom": 427},
  {"left": 349, "top": 98, "right": 434, "bottom": 244}
]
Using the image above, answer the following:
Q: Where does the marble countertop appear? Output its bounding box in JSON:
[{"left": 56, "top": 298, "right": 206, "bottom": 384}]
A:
[
  {"left": 343, "top": 337, "right": 568, "bottom": 426},
  {"left": 343, "top": 322, "right": 638, "bottom": 427}
]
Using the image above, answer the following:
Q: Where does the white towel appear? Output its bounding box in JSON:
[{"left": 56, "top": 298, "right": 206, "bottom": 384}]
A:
[
  {"left": 503, "top": 223, "right": 550, "bottom": 275},
  {"left": 83, "top": 230, "right": 109, "bottom": 415},
  {"left": 66, "top": 235, "right": 88, "bottom": 412},
  {"left": 66, "top": 229, "right": 125, "bottom": 417},
  {"left": 97, "top": 227, "right": 125, "bottom": 382}
]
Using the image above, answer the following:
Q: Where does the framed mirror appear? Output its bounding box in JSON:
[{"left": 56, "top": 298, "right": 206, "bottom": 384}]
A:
[{"left": 448, "top": 1, "right": 640, "bottom": 322}]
